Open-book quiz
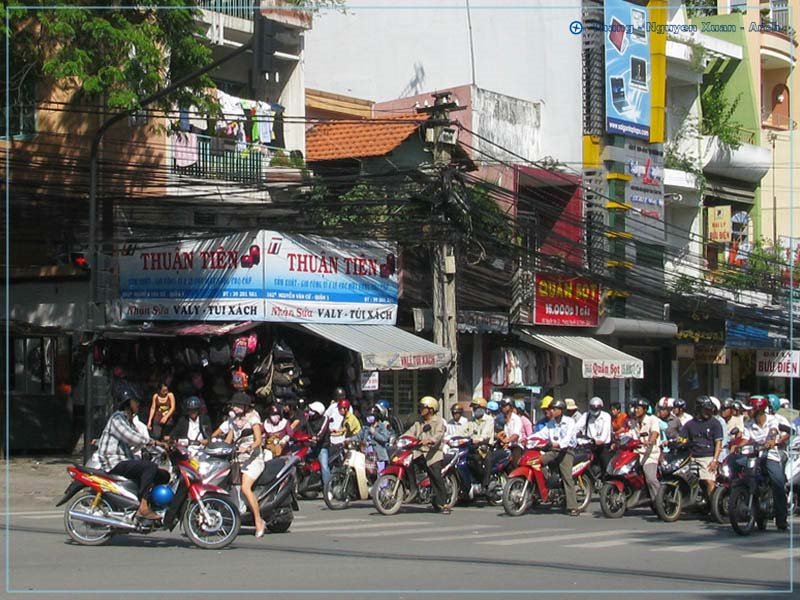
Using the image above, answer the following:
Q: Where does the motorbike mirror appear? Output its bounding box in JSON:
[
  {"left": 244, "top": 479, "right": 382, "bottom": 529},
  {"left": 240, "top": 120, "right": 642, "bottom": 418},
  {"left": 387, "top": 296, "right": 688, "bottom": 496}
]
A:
[
  {"left": 778, "top": 424, "right": 792, "bottom": 434},
  {"left": 729, "top": 427, "right": 740, "bottom": 437},
  {"left": 422, "top": 424, "right": 432, "bottom": 433}
]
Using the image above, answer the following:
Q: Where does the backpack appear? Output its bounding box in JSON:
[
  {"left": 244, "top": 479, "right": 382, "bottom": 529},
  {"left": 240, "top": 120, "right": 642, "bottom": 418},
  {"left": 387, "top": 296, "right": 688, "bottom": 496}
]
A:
[
  {"left": 210, "top": 339, "right": 230, "bottom": 365},
  {"left": 273, "top": 340, "right": 295, "bottom": 361},
  {"left": 231, "top": 366, "right": 249, "bottom": 390},
  {"left": 247, "top": 333, "right": 258, "bottom": 354},
  {"left": 232, "top": 337, "right": 249, "bottom": 362}
]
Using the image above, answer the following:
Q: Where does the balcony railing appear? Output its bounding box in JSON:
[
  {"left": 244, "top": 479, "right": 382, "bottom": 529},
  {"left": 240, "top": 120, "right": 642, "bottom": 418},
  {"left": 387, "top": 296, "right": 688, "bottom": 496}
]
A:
[
  {"left": 198, "top": 0, "right": 254, "bottom": 20},
  {"left": 770, "top": 0, "right": 789, "bottom": 30},
  {"left": 762, "top": 107, "right": 797, "bottom": 130}
]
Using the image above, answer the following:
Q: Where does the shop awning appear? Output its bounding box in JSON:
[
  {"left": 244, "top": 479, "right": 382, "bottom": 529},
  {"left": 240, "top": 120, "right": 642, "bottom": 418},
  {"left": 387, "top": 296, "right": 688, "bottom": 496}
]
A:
[
  {"left": 295, "top": 323, "right": 452, "bottom": 371},
  {"left": 98, "top": 321, "right": 259, "bottom": 339},
  {"left": 595, "top": 317, "right": 678, "bottom": 338},
  {"left": 516, "top": 329, "right": 644, "bottom": 379}
]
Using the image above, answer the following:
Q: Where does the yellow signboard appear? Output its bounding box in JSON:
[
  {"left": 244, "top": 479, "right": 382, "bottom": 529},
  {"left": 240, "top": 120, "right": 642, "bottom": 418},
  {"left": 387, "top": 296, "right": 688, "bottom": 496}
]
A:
[{"left": 708, "top": 206, "right": 731, "bottom": 244}]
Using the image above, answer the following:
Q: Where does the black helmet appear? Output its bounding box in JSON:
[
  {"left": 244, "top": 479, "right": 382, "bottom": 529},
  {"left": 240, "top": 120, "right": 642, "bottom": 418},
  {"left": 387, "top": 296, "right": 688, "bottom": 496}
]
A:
[
  {"left": 230, "top": 391, "right": 253, "bottom": 407},
  {"left": 184, "top": 396, "right": 202, "bottom": 411},
  {"left": 698, "top": 396, "right": 715, "bottom": 412},
  {"left": 550, "top": 398, "right": 567, "bottom": 410},
  {"left": 674, "top": 398, "right": 687, "bottom": 409},
  {"left": 333, "top": 387, "right": 347, "bottom": 400},
  {"left": 721, "top": 398, "right": 735, "bottom": 409},
  {"left": 450, "top": 404, "right": 463, "bottom": 414},
  {"left": 115, "top": 388, "right": 140, "bottom": 411},
  {"left": 630, "top": 397, "right": 649, "bottom": 410}
]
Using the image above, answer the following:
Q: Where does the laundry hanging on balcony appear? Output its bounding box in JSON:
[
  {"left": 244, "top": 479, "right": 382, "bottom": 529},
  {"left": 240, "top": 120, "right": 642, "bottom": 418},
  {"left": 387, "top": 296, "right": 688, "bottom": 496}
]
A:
[{"left": 173, "top": 131, "right": 199, "bottom": 168}]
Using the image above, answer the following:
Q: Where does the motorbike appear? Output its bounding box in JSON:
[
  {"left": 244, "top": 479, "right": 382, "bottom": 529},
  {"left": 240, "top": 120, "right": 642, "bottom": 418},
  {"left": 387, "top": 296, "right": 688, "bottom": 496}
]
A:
[
  {"left": 654, "top": 442, "right": 710, "bottom": 522},
  {"left": 372, "top": 435, "right": 457, "bottom": 515},
  {"left": 599, "top": 435, "right": 653, "bottom": 518},
  {"left": 57, "top": 444, "right": 240, "bottom": 549},
  {"left": 785, "top": 433, "right": 800, "bottom": 515},
  {"left": 192, "top": 441, "right": 299, "bottom": 533},
  {"left": 446, "top": 437, "right": 510, "bottom": 506},
  {"left": 728, "top": 443, "right": 776, "bottom": 535},
  {"left": 576, "top": 437, "right": 607, "bottom": 494},
  {"left": 289, "top": 431, "right": 343, "bottom": 499},
  {"left": 502, "top": 437, "right": 594, "bottom": 517},
  {"left": 323, "top": 439, "right": 378, "bottom": 510}
]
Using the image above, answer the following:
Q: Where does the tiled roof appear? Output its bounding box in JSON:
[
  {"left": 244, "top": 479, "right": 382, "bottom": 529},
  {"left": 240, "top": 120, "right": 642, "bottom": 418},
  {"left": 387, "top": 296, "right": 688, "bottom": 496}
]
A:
[{"left": 306, "top": 114, "right": 427, "bottom": 162}]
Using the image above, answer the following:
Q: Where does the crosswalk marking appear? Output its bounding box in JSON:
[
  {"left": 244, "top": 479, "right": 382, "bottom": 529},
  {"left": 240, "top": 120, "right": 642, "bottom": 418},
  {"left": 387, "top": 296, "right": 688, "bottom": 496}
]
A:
[
  {"left": 289, "top": 517, "right": 368, "bottom": 528},
  {"left": 412, "top": 527, "right": 570, "bottom": 542},
  {"left": 334, "top": 524, "right": 499, "bottom": 539},
  {"left": 651, "top": 543, "right": 725, "bottom": 553},
  {"left": 564, "top": 538, "right": 647, "bottom": 549},
  {"left": 480, "top": 530, "right": 620, "bottom": 547},
  {"left": 2, "top": 510, "right": 63, "bottom": 517},
  {"left": 741, "top": 547, "right": 800, "bottom": 560},
  {"left": 291, "top": 520, "right": 430, "bottom": 534}
]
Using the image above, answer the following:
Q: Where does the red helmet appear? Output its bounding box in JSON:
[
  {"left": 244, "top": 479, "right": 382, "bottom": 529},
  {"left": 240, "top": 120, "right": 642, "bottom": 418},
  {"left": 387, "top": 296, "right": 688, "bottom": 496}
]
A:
[
  {"left": 337, "top": 399, "right": 351, "bottom": 411},
  {"left": 749, "top": 396, "right": 768, "bottom": 413}
]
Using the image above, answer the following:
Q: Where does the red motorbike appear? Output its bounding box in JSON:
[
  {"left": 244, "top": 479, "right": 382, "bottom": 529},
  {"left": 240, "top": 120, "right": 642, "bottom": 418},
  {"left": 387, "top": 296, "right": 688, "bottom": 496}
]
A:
[
  {"left": 502, "top": 437, "right": 594, "bottom": 516},
  {"left": 57, "top": 445, "right": 240, "bottom": 549},
  {"left": 599, "top": 435, "right": 652, "bottom": 518},
  {"left": 372, "top": 435, "right": 456, "bottom": 515},
  {"left": 289, "top": 431, "right": 343, "bottom": 499}
]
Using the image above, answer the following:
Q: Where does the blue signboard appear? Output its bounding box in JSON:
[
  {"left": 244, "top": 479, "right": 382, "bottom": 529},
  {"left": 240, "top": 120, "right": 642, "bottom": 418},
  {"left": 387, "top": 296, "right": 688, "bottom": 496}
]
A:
[{"left": 604, "top": 0, "right": 651, "bottom": 140}]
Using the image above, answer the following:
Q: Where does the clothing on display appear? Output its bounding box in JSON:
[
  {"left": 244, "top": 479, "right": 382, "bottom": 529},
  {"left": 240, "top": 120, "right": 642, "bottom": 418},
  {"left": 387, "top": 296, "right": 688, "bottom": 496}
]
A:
[{"left": 490, "top": 347, "right": 568, "bottom": 388}]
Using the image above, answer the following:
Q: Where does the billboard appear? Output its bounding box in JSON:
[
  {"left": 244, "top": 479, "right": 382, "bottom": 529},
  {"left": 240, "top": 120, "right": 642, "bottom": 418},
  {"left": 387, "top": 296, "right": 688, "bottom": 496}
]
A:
[
  {"left": 533, "top": 274, "right": 600, "bottom": 327},
  {"left": 708, "top": 205, "right": 732, "bottom": 244},
  {"left": 623, "top": 139, "right": 664, "bottom": 243},
  {"left": 604, "top": 0, "right": 651, "bottom": 140},
  {"left": 117, "top": 232, "right": 398, "bottom": 324}
]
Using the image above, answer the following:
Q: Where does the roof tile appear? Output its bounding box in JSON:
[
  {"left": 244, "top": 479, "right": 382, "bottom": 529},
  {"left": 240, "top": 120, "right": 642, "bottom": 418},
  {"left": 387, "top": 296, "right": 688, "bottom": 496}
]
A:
[{"left": 306, "top": 114, "right": 426, "bottom": 162}]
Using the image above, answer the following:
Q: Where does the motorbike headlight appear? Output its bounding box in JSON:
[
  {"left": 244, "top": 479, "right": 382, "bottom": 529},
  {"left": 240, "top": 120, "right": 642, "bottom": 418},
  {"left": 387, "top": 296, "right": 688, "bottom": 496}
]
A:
[
  {"left": 617, "top": 462, "right": 634, "bottom": 476},
  {"left": 396, "top": 439, "right": 410, "bottom": 449},
  {"left": 747, "top": 457, "right": 758, "bottom": 469},
  {"left": 720, "top": 464, "right": 731, "bottom": 479}
]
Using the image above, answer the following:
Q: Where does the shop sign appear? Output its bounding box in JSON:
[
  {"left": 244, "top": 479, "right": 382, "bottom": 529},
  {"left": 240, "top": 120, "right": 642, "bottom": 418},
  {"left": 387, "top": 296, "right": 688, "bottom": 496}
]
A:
[
  {"left": 582, "top": 359, "right": 644, "bottom": 379},
  {"left": 675, "top": 328, "right": 725, "bottom": 344},
  {"left": 457, "top": 310, "right": 510, "bottom": 334},
  {"left": 533, "top": 274, "right": 600, "bottom": 327},
  {"left": 622, "top": 140, "right": 664, "bottom": 244},
  {"left": 708, "top": 205, "right": 731, "bottom": 244},
  {"left": 117, "top": 232, "right": 398, "bottom": 324},
  {"left": 696, "top": 346, "right": 727, "bottom": 365},
  {"left": 756, "top": 349, "right": 800, "bottom": 378},
  {"left": 361, "top": 371, "right": 379, "bottom": 391},
  {"left": 604, "top": 0, "right": 651, "bottom": 140}
]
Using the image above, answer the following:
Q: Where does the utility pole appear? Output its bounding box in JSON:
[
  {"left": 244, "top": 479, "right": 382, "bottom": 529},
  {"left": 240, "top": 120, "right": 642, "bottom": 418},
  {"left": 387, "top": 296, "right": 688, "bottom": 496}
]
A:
[{"left": 418, "top": 92, "right": 462, "bottom": 413}]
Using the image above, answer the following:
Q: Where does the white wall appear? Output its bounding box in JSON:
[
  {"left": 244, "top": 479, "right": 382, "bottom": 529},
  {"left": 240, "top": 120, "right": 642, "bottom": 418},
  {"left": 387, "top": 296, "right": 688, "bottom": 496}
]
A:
[{"left": 305, "top": 0, "right": 582, "bottom": 164}]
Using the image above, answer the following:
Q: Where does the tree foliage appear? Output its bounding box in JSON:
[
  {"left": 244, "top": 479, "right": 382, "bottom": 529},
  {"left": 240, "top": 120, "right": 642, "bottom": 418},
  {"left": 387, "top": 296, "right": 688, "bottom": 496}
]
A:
[{"left": 700, "top": 74, "right": 743, "bottom": 149}]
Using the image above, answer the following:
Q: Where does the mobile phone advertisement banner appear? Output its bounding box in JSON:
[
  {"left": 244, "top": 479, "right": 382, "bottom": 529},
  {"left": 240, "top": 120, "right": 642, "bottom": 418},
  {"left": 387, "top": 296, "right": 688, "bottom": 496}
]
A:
[{"left": 604, "top": 0, "right": 651, "bottom": 140}]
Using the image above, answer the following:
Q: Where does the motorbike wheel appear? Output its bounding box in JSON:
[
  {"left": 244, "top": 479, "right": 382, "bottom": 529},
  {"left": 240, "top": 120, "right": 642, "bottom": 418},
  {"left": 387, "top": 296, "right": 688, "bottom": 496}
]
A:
[
  {"left": 373, "top": 474, "right": 405, "bottom": 516},
  {"left": 655, "top": 482, "right": 683, "bottom": 522},
  {"left": 709, "top": 486, "right": 729, "bottom": 524},
  {"left": 599, "top": 483, "right": 627, "bottom": 519},
  {"left": 445, "top": 472, "right": 460, "bottom": 508},
  {"left": 487, "top": 473, "right": 507, "bottom": 506},
  {"left": 267, "top": 518, "right": 293, "bottom": 534},
  {"left": 182, "top": 493, "right": 241, "bottom": 550},
  {"left": 64, "top": 492, "right": 115, "bottom": 546},
  {"left": 575, "top": 474, "right": 592, "bottom": 512},
  {"left": 323, "top": 469, "right": 352, "bottom": 511},
  {"left": 502, "top": 477, "right": 531, "bottom": 517},
  {"left": 729, "top": 487, "right": 756, "bottom": 536}
]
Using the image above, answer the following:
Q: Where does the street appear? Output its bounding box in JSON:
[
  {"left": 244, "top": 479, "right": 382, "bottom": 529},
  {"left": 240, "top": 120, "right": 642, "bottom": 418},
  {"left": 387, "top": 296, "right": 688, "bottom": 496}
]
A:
[{"left": 2, "top": 488, "right": 797, "bottom": 599}]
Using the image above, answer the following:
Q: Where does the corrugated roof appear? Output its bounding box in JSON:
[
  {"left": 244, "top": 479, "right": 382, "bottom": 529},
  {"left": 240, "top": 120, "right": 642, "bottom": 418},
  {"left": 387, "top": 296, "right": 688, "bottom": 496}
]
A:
[{"left": 306, "top": 114, "right": 426, "bottom": 162}]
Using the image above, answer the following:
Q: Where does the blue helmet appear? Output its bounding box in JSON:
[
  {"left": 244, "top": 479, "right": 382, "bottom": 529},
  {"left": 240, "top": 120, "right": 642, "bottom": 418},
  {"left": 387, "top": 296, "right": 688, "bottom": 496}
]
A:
[
  {"left": 150, "top": 484, "right": 174, "bottom": 507},
  {"left": 767, "top": 394, "right": 781, "bottom": 413},
  {"left": 184, "top": 396, "right": 202, "bottom": 411},
  {"left": 377, "top": 399, "right": 391, "bottom": 411},
  {"left": 514, "top": 400, "right": 525, "bottom": 411},
  {"left": 487, "top": 400, "right": 500, "bottom": 412}
]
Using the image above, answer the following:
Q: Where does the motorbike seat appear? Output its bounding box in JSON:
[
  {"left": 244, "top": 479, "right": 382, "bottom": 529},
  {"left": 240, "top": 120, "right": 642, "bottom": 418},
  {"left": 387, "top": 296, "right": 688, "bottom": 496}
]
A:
[
  {"left": 573, "top": 448, "right": 591, "bottom": 463},
  {"left": 256, "top": 457, "right": 291, "bottom": 486},
  {"left": 74, "top": 465, "right": 135, "bottom": 483}
]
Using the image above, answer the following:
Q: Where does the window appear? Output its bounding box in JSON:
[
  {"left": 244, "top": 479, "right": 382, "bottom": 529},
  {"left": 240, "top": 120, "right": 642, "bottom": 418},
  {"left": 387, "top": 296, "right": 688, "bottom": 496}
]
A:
[
  {"left": 0, "top": 75, "right": 36, "bottom": 138},
  {"left": 11, "top": 337, "right": 55, "bottom": 394}
]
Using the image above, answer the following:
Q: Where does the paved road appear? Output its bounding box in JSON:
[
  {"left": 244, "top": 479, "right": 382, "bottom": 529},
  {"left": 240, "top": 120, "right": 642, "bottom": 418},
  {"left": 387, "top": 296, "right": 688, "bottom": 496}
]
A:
[{"left": 2, "top": 496, "right": 798, "bottom": 599}]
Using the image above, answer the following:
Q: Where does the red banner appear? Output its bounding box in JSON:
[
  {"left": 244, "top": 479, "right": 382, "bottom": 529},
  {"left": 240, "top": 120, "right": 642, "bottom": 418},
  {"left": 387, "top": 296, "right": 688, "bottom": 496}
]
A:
[{"left": 533, "top": 274, "right": 600, "bottom": 327}]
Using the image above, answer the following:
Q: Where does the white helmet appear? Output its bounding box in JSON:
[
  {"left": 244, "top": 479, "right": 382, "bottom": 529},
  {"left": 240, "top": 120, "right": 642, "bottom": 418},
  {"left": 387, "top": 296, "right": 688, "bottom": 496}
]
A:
[
  {"left": 308, "top": 401, "right": 326, "bottom": 416},
  {"left": 709, "top": 396, "right": 721, "bottom": 412},
  {"left": 589, "top": 397, "right": 604, "bottom": 409}
]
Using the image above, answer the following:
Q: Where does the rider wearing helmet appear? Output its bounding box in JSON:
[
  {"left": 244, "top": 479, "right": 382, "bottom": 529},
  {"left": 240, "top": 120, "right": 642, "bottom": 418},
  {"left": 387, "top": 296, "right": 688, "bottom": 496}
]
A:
[
  {"left": 536, "top": 398, "right": 581, "bottom": 516},
  {"left": 498, "top": 397, "right": 524, "bottom": 466},
  {"left": 378, "top": 398, "right": 403, "bottom": 436},
  {"left": 630, "top": 397, "right": 661, "bottom": 501},
  {"left": 514, "top": 400, "right": 533, "bottom": 438},
  {"left": 464, "top": 397, "right": 495, "bottom": 493},
  {"left": 262, "top": 404, "right": 292, "bottom": 458},
  {"left": 320, "top": 388, "right": 350, "bottom": 487},
  {"left": 743, "top": 395, "right": 790, "bottom": 530},
  {"left": 575, "top": 396, "right": 612, "bottom": 471},
  {"left": 446, "top": 403, "right": 468, "bottom": 438},
  {"left": 679, "top": 396, "right": 723, "bottom": 501},
  {"left": 656, "top": 398, "right": 682, "bottom": 442},
  {"left": 358, "top": 404, "right": 392, "bottom": 472},
  {"left": 720, "top": 397, "right": 743, "bottom": 438},
  {"left": 534, "top": 395, "right": 554, "bottom": 433},
  {"left": 89, "top": 389, "right": 164, "bottom": 521},
  {"left": 170, "top": 396, "right": 212, "bottom": 445},
  {"left": 673, "top": 398, "right": 693, "bottom": 426},
  {"left": 332, "top": 399, "right": 362, "bottom": 441},
  {"left": 403, "top": 396, "right": 450, "bottom": 514}
]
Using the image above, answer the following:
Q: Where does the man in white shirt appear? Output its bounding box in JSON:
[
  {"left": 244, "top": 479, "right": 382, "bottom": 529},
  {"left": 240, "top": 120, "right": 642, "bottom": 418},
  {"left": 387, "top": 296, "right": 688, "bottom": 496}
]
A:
[
  {"left": 497, "top": 397, "right": 523, "bottom": 466},
  {"left": 673, "top": 399, "right": 693, "bottom": 426},
  {"left": 575, "top": 397, "right": 612, "bottom": 471},
  {"left": 630, "top": 398, "right": 661, "bottom": 501},
  {"left": 446, "top": 404, "right": 468, "bottom": 438},
  {"left": 743, "top": 396, "right": 790, "bottom": 530},
  {"left": 537, "top": 398, "right": 580, "bottom": 515},
  {"left": 324, "top": 387, "right": 348, "bottom": 445}
]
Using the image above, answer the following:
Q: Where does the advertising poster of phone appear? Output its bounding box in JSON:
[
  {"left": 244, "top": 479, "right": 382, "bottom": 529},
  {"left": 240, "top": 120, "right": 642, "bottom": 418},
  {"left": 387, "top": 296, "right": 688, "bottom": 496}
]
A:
[{"left": 604, "top": 0, "right": 651, "bottom": 140}]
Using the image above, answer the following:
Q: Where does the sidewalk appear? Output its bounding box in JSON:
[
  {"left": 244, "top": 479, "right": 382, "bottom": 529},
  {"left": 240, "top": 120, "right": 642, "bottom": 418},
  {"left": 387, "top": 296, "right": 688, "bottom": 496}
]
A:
[{"left": 0, "top": 455, "right": 80, "bottom": 511}]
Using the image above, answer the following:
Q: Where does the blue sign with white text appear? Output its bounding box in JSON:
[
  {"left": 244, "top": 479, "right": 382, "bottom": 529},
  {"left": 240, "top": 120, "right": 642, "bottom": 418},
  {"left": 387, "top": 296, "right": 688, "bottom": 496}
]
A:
[{"left": 604, "top": 0, "right": 651, "bottom": 140}]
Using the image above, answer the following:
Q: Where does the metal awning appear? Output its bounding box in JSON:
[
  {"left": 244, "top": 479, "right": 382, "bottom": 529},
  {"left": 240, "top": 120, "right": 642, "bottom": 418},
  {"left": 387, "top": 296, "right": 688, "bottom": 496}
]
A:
[
  {"left": 98, "top": 321, "right": 259, "bottom": 339},
  {"left": 516, "top": 329, "right": 644, "bottom": 379},
  {"left": 595, "top": 317, "right": 678, "bottom": 338},
  {"left": 295, "top": 323, "right": 452, "bottom": 371}
]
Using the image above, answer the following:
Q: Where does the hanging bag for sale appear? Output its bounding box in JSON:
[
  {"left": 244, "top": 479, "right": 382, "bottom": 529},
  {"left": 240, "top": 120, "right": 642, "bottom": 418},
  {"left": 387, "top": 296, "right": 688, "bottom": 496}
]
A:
[{"left": 231, "top": 366, "right": 249, "bottom": 390}]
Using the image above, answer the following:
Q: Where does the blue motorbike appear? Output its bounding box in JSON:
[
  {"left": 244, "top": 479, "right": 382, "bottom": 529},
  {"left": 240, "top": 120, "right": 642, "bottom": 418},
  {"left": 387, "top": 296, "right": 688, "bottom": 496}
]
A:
[{"left": 444, "top": 436, "right": 510, "bottom": 506}]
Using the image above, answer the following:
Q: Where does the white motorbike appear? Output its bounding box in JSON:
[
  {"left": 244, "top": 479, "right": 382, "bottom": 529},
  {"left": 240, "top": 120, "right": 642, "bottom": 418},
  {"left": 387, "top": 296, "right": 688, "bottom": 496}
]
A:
[
  {"left": 323, "top": 439, "right": 378, "bottom": 510},
  {"left": 786, "top": 435, "right": 800, "bottom": 514}
]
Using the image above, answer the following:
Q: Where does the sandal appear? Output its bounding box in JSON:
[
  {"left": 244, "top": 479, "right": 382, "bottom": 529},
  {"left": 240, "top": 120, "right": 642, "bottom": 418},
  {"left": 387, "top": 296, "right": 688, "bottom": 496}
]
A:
[
  {"left": 136, "top": 510, "right": 162, "bottom": 521},
  {"left": 255, "top": 522, "right": 266, "bottom": 538},
  {"left": 568, "top": 509, "right": 581, "bottom": 517}
]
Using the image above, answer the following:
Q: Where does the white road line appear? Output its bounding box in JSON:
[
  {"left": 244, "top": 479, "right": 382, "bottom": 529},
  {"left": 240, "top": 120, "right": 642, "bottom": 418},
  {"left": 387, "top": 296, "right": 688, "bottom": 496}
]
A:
[
  {"left": 334, "top": 524, "right": 499, "bottom": 539},
  {"left": 651, "top": 543, "right": 726, "bottom": 553},
  {"left": 741, "top": 547, "right": 800, "bottom": 560},
  {"left": 2, "top": 511, "right": 63, "bottom": 517},
  {"left": 564, "top": 538, "right": 647, "bottom": 549},
  {"left": 412, "top": 527, "right": 570, "bottom": 543},
  {"left": 289, "top": 517, "right": 369, "bottom": 528},
  {"left": 13, "top": 514, "right": 63, "bottom": 520},
  {"left": 291, "top": 520, "right": 431, "bottom": 534},
  {"left": 480, "top": 530, "right": 624, "bottom": 547}
]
